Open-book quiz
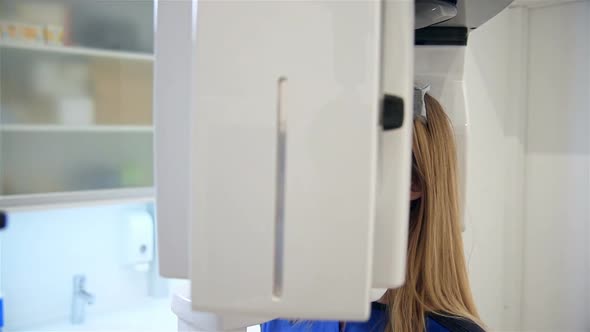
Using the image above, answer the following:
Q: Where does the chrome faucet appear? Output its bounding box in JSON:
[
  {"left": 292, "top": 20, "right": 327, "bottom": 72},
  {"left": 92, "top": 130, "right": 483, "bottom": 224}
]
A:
[{"left": 71, "top": 275, "right": 95, "bottom": 324}]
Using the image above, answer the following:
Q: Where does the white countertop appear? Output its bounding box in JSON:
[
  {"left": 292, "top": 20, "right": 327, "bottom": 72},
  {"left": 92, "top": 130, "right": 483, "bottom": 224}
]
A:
[
  {"left": 14, "top": 299, "right": 261, "bottom": 332},
  {"left": 16, "top": 299, "right": 178, "bottom": 332}
]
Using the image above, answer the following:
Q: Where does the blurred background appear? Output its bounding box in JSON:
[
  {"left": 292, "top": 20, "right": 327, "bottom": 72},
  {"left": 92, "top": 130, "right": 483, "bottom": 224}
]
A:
[
  {"left": 0, "top": 0, "right": 588, "bottom": 331},
  {"left": 0, "top": 1, "right": 174, "bottom": 330}
]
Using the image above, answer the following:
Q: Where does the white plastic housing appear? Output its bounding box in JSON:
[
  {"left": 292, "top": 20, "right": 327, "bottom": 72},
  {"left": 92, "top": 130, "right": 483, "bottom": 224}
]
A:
[
  {"left": 372, "top": 1, "right": 414, "bottom": 289},
  {"left": 172, "top": 285, "right": 268, "bottom": 332},
  {"left": 155, "top": 0, "right": 415, "bottom": 321},
  {"left": 154, "top": 0, "right": 192, "bottom": 279},
  {"left": 190, "top": 0, "right": 378, "bottom": 320}
]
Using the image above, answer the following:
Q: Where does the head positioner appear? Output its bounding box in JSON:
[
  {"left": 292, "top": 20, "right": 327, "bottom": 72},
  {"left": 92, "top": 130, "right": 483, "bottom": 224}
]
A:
[{"left": 414, "top": 84, "right": 431, "bottom": 119}]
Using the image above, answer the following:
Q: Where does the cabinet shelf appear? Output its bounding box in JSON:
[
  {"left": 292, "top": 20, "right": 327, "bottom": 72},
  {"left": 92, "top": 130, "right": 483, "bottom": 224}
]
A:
[
  {"left": 0, "top": 124, "right": 153, "bottom": 133},
  {"left": 0, "top": 2, "right": 155, "bottom": 210},
  {"left": 0, "top": 41, "right": 154, "bottom": 62},
  {"left": 0, "top": 187, "right": 154, "bottom": 211}
]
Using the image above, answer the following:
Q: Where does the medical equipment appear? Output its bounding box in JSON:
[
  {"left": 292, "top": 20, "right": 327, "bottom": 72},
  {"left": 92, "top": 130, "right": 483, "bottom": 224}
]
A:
[{"left": 154, "top": 1, "right": 513, "bottom": 330}]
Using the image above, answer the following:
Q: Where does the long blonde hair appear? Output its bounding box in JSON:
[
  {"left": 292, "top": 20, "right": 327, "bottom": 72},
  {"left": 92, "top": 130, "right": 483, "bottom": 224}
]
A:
[{"left": 384, "top": 94, "right": 483, "bottom": 332}]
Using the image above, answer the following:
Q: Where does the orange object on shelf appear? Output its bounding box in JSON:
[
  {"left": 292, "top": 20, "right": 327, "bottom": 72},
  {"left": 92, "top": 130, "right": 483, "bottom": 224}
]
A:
[
  {"left": 44, "top": 25, "right": 64, "bottom": 45},
  {"left": 0, "top": 22, "right": 43, "bottom": 43},
  {"left": 89, "top": 59, "right": 153, "bottom": 126},
  {"left": 1, "top": 22, "right": 20, "bottom": 40},
  {"left": 21, "top": 24, "right": 43, "bottom": 43}
]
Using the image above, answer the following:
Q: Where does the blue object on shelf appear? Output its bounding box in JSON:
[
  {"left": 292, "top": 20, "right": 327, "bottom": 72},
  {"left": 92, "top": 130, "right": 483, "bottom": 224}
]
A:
[{"left": 0, "top": 296, "right": 4, "bottom": 330}]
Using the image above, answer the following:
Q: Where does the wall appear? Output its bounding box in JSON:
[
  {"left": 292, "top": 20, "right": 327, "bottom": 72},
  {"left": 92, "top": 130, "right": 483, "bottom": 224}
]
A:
[
  {"left": 522, "top": 2, "right": 590, "bottom": 330},
  {"left": 463, "top": 7, "right": 528, "bottom": 331},
  {"left": 464, "top": 2, "right": 590, "bottom": 331},
  {"left": 1, "top": 203, "right": 163, "bottom": 330}
]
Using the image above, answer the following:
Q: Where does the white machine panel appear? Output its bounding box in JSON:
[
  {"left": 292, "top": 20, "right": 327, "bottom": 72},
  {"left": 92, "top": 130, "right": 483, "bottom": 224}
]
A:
[
  {"left": 436, "top": 0, "right": 513, "bottom": 29},
  {"left": 154, "top": 0, "right": 192, "bottom": 278},
  {"left": 190, "top": 0, "right": 382, "bottom": 320},
  {"left": 155, "top": 0, "right": 416, "bottom": 321},
  {"left": 372, "top": 0, "right": 415, "bottom": 289}
]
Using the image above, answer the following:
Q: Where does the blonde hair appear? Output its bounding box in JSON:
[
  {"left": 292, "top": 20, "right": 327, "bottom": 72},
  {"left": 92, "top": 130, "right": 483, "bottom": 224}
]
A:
[{"left": 384, "top": 94, "right": 483, "bottom": 332}]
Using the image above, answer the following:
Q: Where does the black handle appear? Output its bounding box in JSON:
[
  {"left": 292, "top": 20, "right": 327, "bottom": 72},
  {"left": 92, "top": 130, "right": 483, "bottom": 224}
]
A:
[
  {"left": 381, "top": 94, "right": 405, "bottom": 131},
  {"left": 0, "top": 210, "right": 7, "bottom": 231}
]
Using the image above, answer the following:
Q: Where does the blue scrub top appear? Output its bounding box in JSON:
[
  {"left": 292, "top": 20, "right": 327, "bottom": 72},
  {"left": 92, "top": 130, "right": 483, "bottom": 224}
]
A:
[{"left": 260, "top": 302, "right": 481, "bottom": 332}]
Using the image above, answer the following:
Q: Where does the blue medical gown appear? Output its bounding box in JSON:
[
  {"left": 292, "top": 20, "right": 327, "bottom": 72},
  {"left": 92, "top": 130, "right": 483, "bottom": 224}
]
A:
[{"left": 260, "top": 302, "right": 457, "bottom": 332}]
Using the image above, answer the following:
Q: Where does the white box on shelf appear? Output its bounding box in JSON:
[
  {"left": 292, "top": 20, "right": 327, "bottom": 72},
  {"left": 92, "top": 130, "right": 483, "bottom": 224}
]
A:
[{"left": 56, "top": 97, "right": 95, "bottom": 126}]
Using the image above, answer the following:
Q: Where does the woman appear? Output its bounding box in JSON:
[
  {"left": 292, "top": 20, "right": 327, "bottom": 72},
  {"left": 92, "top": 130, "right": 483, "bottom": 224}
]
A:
[{"left": 261, "top": 93, "right": 484, "bottom": 332}]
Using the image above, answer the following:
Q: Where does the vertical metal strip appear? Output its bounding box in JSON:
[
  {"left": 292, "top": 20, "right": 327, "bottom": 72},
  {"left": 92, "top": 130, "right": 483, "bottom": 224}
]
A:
[{"left": 273, "top": 77, "right": 287, "bottom": 299}]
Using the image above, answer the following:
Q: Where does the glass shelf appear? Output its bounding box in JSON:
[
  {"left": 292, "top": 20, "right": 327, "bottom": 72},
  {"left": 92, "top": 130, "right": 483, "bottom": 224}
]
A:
[
  {"left": 0, "top": 0, "right": 155, "bottom": 207},
  {"left": 0, "top": 130, "right": 154, "bottom": 196},
  {"left": 0, "top": 46, "right": 154, "bottom": 127},
  {"left": 0, "top": 124, "right": 153, "bottom": 133},
  {"left": 0, "top": 187, "right": 154, "bottom": 211},
  {"left": 0, "top": 41, "right": 153, "bottom": 62}
]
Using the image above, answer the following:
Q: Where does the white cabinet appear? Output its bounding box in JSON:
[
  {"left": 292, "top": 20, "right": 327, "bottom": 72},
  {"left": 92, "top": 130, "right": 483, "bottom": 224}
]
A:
[{"left": 0, "top": 0, "right": 154, "bottom": 209}]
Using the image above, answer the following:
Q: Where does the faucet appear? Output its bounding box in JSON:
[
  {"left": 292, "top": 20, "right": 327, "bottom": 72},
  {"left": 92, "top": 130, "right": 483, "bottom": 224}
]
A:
[{"left": 71, "top": 275, "right": 95, "bottom": 324}]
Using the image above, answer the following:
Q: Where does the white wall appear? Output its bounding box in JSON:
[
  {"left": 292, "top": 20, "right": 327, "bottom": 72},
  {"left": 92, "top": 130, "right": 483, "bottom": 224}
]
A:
[
  {"left": 464, "top": 7, "right": 528, "bottom": 331},
  {"left": 464, "top": 2, "right": 590, "bottom": 331},
  {"left": 1, "top": 203, "right": 162, "bottom": 330},
  {"left": 522, "top": 2, "right": 590, "bottom": 331}
]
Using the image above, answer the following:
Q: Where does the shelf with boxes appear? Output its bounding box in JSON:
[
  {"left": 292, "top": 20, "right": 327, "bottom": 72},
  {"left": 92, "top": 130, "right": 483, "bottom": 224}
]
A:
[
  {"left": 0, "top": 1, "right": 155, "bottom": 209},
  {"left": 0, "top": 45, "right": 154, "bottom": 128},
  {"left": 0, "top": 4, "right": 153, "bottom": 62},
  {"left": 0, "top": 129, "right": 154, "bottom": 207}
]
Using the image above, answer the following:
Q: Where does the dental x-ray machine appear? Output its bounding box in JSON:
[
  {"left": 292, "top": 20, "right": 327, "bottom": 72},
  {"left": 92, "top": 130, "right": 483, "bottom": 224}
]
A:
[{"left": 154, "top": 1, "right": 513, "bottom": 330}]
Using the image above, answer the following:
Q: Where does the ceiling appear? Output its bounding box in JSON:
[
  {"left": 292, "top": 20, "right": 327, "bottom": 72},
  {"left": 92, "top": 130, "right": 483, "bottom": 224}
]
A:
[
  {"left": 434, "top": 0, "right": 514, "bottom": 28},
  {"left": 511, "top": 0, "right": 584, "bottom": 8}
]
